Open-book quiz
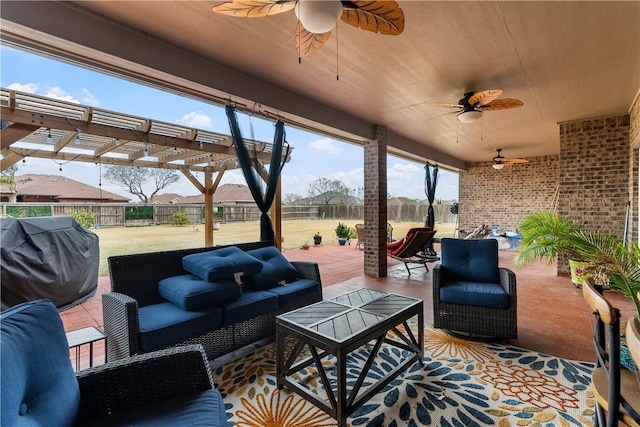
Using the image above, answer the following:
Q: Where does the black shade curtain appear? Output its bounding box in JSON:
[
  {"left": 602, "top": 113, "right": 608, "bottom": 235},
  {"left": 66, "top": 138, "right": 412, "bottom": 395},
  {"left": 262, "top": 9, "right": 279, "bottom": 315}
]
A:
[
  {"left": 424, "top": 162, "right": 439, "bottom": 255},
  {"left": 225, "top": 105, "right": 289, "bottom": 242}
]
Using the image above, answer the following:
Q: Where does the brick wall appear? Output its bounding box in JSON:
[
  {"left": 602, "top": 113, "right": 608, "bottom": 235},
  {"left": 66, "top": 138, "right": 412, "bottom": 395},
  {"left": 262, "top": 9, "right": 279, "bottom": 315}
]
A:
[
  {"left": 459, "top": 114, "right": 632, "bottom": 275},
  {"left": 459, "top": 155, "right": 559, "bottom": 234},
  {"left": 558, "top": 115, "right": 630, "bottom": 236},
  {"left": 630, "top": 94, "right": 640, "bottom": 243}
]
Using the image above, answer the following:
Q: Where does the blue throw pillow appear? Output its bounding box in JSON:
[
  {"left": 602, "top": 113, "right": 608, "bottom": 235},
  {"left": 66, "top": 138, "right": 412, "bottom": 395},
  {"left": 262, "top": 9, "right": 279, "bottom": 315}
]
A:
[
  {"left": 182, "top": 246, "right": 263, "bottom": 281},
  {"left": 244, "top": 246, "right": 299, "bottom": 290},
  {"left": 159, "top": 274, "right": 242, "bottom": 310}
]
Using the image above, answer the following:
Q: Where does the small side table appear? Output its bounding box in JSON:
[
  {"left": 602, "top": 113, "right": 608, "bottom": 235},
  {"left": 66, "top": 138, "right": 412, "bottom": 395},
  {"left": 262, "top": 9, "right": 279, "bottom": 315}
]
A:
[{"left": 66, "top": 326, "right": 106, "bottom": 371}]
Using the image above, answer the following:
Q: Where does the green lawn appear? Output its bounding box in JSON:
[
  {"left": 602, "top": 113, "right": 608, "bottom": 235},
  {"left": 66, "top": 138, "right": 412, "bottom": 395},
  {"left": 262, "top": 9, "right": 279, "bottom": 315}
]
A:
[{"left": 93, "top": 219, "right": 457, "bottom": 276}]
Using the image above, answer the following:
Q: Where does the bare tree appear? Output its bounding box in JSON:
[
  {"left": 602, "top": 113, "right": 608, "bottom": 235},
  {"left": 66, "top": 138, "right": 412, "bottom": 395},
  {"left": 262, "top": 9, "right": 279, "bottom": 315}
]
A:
[
  {"left": 104, "top": 165, "right": 180, "bottom": 203},
  {"left": 307, "top": 178, "right": 349, "bottom": 205},
  {"left": 283, "top": 192, "right": 302, "bottom": 205}
]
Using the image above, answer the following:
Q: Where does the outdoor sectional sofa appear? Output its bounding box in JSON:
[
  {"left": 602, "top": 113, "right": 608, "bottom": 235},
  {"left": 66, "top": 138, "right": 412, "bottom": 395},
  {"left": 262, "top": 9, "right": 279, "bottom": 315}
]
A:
[{"left": 104, "top": 240, "right": 322, "bottom": 361}]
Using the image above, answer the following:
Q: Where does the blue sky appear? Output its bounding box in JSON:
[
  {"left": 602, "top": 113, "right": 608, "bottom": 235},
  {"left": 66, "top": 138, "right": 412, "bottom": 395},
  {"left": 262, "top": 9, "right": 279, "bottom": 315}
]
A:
[{"left": 0, "top": 46, "right": 458, "bottom": 202}]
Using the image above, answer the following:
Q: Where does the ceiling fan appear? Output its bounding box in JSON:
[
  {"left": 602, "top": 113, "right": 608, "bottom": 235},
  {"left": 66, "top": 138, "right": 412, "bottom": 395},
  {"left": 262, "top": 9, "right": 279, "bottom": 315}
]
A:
[
  {"left": 492, "top": 149, "right": 528, "bottom": 170},
  {"left": 432, "top": 90, "right": 524, "bottom": 123},
  {"left": 212, "top": 0, "right": 404, "bottom": 57}
]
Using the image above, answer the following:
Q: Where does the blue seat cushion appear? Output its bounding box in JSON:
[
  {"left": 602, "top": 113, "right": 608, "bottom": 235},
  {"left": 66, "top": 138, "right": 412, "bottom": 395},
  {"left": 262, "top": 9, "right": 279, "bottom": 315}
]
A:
[
  {"left": 182, "top": 246, "right": 263, "bottom": 281},
  {"left": 89, "top": 389, "right": 227, "bottom": 427},
  {"left": 159, "top": 274, "right": 241, "bottom": 310},
  {"left": 220, "top": 290, "right": 278, "bottom": 326},
  {"left": 265, "top": 279, "right": 320, "bottom": 309},
  {"left": 138, "top": 302, "right": 222, "bottom": 352},
  {"left": 441, "top": 238, "right": 500, "bottom": 283},
  {"left": 439, "top": 281, "right": 510, "bottom": 309},
  {"left": 244, "top": 246, "right": 299, "bottom": 290},
  {"left": 1, "top": 299, "right": 80, "bottom": 427}
]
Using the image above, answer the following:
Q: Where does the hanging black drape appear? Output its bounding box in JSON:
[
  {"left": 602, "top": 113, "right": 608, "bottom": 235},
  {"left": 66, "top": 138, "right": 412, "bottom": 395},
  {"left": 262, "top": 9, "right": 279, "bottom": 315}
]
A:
[
  {"left": 225, "top": 105, "right": 289, "bottom": 242},
  {"left": 424, "top": 162, "right": 439, "bottom": 255}
]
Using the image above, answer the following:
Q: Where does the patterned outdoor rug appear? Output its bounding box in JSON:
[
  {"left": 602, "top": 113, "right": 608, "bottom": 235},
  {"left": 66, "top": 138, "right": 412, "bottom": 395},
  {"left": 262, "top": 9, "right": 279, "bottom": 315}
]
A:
[{"left": 212, "top": 324, "right": 596, "bottom": 427}]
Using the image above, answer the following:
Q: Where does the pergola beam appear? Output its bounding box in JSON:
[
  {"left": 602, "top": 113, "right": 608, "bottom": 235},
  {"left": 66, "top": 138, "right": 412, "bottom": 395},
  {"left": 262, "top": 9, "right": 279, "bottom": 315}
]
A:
[
  {"left": 0, "top": 123, "right": 40, "bottom": 149},
  {"left": 0, "top": 106, "right": 280, "bottom": 163}
]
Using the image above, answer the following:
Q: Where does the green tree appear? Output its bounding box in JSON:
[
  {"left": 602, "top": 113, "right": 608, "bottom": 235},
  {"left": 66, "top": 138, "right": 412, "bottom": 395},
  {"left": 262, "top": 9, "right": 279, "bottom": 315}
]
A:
[
  {"left": 104, "top": 165, "right": 180, "bottom": 203},
  {"left": 1, "top": 159, "right": 19, "bottom": 192}
]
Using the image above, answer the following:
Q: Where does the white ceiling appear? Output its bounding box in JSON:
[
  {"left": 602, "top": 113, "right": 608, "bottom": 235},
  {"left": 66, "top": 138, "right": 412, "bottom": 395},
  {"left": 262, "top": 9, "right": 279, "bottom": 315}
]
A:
[{"left": 1, "top": 1, "right": 638, "bottom": 170}]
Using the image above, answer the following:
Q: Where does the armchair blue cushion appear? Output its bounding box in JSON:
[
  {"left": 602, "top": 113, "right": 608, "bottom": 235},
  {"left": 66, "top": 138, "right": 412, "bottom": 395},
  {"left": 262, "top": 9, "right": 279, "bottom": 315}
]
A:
[
  {"left": 1, "top": 299, "right": 80, "bottom": 427},
  {"left": 441, "top": 238, "right": 500, "bottom": 284}
]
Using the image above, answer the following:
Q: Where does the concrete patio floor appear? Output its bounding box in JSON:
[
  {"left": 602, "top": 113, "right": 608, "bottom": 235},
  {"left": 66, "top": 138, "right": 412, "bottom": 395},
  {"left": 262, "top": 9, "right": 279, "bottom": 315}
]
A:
[{"left": 60, "top": 241, "right": 637, "bottom": 370}]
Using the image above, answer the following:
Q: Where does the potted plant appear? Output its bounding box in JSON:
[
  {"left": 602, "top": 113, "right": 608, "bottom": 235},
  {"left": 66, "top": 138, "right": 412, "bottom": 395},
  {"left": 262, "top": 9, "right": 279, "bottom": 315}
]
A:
[
  {"left": 313, "top": 232, "right": 322, "bottom": 246},
  {"left": 514, "top": 211, "right": 589, "bottom": 287},
  {"left": 335, "top": 222, "right": 352, "bottom": 246},
  {"left": 514, "top": 211, "right": 640, "bottom": 317}
]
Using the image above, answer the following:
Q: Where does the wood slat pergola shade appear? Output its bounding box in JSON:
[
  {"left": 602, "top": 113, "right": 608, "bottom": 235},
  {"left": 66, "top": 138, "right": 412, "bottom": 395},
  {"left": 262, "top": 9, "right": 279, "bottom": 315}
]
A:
[{"left": 0, "top": 88, "right": 291, "bottom": 246}]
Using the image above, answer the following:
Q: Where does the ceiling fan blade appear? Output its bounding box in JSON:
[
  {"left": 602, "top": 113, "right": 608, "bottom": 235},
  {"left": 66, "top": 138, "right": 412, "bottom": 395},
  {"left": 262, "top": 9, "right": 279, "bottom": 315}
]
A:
[
  {"left": 480, "top": 98, "right": 524, "bottom": 111},
  {"left": 468, "top": 90, "right": 502, "bottom": 107},
  {"left": 212, "top": 0, "right": 295, "bottom": 17},
  {"left": 296, "top": 23, "right": 331, "bottom": 57},
  {"left": 431, "top": 102, "right": 462, "bottom": 109},
  {"left": 340, "top": 1, "right": 404, "bottom": 35},
  {"left": 504, "top": 158, "right": 529, "bottom": 164}
]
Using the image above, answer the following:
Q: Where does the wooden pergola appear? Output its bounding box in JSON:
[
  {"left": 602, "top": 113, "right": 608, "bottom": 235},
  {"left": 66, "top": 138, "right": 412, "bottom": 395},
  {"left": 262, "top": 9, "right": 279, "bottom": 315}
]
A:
[{"left": 0, "top": 88, "right": 291, "bottom": 247}]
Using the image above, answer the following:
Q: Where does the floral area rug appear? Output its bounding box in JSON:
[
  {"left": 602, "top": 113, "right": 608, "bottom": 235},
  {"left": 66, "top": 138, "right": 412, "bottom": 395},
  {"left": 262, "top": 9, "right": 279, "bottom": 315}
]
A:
[{"left": 212, "top": 324, "right": 596, "bottom": 427}]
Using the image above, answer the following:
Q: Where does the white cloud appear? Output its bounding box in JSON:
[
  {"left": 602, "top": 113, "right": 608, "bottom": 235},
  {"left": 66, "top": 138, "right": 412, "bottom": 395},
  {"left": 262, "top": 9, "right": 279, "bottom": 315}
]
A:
[
  {"left": 179, "top": 111, "right": 212, "bottom": 129},
  {"left": 387, "top": 162, "right": 422, "bottom": 180},
  {"left": 81, "top": 88, "right": 100, "bottom": 106},
  {"left": 7, "top": 82, "right": 39, "bottom": 93},
  {"left": 326, "top": 167, "right": 364, "bottom": 190},
  {"left": 44, "top": 86, "right": 79, "bottom": 103},
  {"left": 308, "top": 138, "right": 340, "bottom": 155}
]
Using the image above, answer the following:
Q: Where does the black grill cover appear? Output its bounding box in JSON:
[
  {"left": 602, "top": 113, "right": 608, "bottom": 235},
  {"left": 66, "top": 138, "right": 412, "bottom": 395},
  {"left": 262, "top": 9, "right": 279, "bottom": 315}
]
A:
[{"left": 1, "top": 216, "right": 99, "bottom": 311}]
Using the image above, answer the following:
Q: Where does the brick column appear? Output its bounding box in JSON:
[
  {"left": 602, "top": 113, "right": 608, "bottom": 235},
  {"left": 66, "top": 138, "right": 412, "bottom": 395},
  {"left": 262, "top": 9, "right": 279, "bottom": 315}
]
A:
[
  {"left": 558, "top": 115, "right": 631, "bottom": 274},
  {"left": 363, "top": 126, "right": 387, "bottom": 277},
  {"left": 629, "top": 95, "right": 640, "bottom": 244}
]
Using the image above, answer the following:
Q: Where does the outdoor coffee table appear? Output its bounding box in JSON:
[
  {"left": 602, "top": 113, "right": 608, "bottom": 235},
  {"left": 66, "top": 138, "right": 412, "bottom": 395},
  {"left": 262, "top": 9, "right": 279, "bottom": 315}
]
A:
[{"left": 276, "top": 288, "right": 423, "bottom": 427}]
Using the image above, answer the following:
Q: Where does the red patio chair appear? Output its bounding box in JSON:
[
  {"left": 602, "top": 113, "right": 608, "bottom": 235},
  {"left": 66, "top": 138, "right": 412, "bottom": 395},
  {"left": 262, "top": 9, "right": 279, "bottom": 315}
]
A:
[{"left": 387, "top": 227, "right": 438, "bottom": 275}]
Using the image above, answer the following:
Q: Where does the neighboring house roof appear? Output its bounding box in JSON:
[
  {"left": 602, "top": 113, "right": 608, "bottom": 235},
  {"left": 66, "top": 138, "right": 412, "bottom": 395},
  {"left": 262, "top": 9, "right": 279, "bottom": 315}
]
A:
[
  {"left": 389, "top": 197, "right": 420, "bottom": 206},
  {"left": 155, "top": 184, "right": 255, "bottom": 204},
  {"left": 152, "top": 193, "right": 183, "bottom": 204},
  {"left": 0, "top": 183, "right": 15, "bottom": 194},
  {"left": 15, "top": 174, "right": 130, "bottom": 202}
]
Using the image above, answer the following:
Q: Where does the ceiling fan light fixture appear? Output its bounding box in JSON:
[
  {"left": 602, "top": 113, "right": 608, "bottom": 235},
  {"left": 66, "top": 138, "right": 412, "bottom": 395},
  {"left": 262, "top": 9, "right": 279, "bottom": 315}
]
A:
[
  {"left": 457, "top": 110, "right": 483, "bottom": 123},
  {"left": 295, "top": 0, "right": 343, "bottom": 34},
  {"left": 492, "top": 162, "right": 505, "bottom": 170}
]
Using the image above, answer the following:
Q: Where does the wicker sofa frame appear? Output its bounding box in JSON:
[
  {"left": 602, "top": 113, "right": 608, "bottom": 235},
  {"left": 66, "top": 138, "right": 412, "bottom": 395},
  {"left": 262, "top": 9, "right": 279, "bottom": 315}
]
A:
[
  {"left": 432, "top": 266, "right": 518, "bottom": 339},
  {"left": 104, "top": 241, "right": 323, "bottom": 361}
]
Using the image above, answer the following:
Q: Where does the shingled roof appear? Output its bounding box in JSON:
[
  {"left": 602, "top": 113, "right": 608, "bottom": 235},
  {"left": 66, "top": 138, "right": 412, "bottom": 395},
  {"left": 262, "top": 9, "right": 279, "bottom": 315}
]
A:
[
  {"left": 15, "top": 174, "right": 130, "bottom": 202},
  {"left": 154, "top": 183, "right": 254, "bottom": 204}
]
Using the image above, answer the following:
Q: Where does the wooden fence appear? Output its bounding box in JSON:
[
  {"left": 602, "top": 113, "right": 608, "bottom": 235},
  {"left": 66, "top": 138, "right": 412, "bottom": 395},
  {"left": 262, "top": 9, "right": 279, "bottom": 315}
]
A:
[{"left": 1, "top": 202, "right": 456, "bottom": 226}]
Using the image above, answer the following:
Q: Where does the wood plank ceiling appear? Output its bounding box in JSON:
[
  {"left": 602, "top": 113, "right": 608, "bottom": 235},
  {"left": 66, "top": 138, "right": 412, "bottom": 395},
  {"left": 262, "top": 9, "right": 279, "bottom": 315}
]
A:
[{"left": 0, "top": 1, "right": 638, "bottom": 170}]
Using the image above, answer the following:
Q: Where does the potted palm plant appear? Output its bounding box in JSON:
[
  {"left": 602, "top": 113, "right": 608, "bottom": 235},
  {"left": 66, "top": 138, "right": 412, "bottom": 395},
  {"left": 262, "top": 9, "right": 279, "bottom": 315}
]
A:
[
  {"left": 514, "top": 211, "right": 640, "bottom": 317},
  {"left": 335, "top": 222, "right": 352, "bottom": 246}
]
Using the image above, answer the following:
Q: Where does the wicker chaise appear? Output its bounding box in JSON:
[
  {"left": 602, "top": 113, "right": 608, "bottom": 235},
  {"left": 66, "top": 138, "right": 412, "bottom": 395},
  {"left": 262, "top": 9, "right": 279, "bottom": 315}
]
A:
[
  {"left": 104, "top": 241, "right": 322, "bottom": 361},
  {"left": 432, "top": 238, "right": 517, "bottom": 339}
]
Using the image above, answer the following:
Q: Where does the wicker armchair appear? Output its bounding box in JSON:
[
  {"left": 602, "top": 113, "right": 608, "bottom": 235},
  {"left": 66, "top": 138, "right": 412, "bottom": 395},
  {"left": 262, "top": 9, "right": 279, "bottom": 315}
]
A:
[
  {"left": 432, "top": 238, "right": 517, "bottom": 339},
  {"left": 1, "top": 299, "right": 226, "bottom": 426}
]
